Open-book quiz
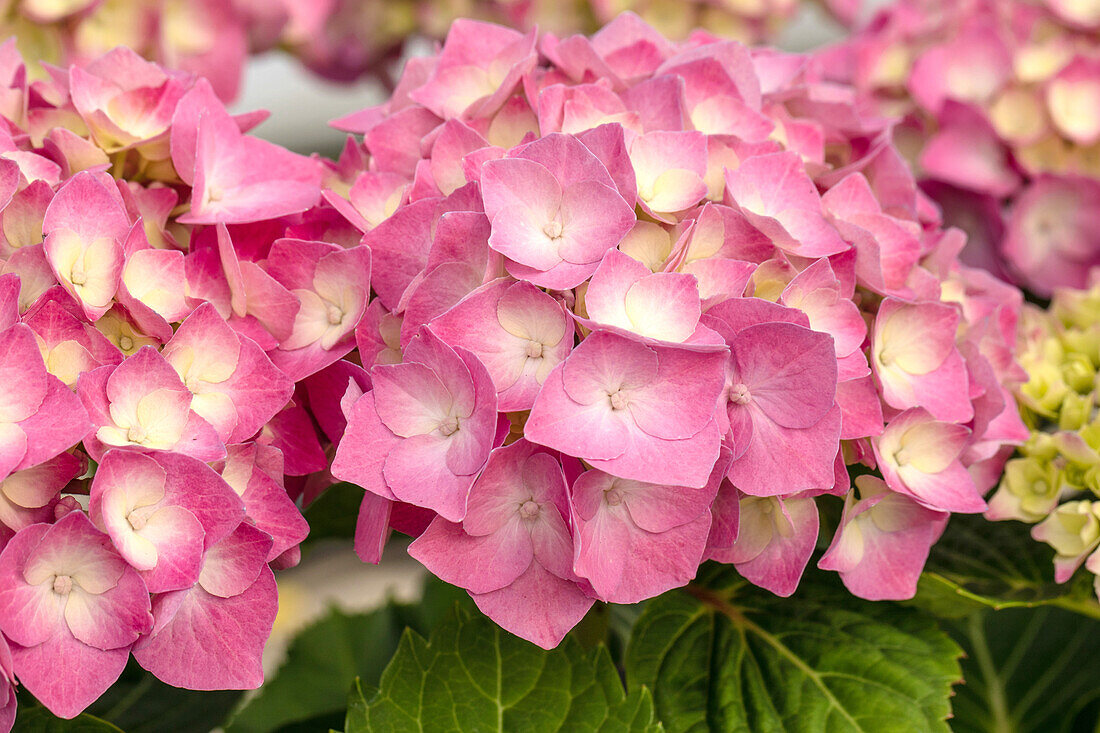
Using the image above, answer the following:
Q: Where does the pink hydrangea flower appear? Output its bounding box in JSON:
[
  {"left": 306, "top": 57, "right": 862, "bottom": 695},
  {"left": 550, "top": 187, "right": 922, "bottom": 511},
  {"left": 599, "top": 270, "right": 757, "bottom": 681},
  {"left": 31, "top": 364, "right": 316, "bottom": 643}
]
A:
[
  {"left": 77, "top": 347, "right": 225, "bottom": 462},
  {"left": 481, "top": 133, "right": 635, "bottom": 288},
  {"left": 132, "top": 522, "right": 277, "bottom": 690},
  {"left": 409, "top": 440, "right": 591, "bottom": 649},
  {"left": 525, "top": 330, "right": 727, "bottom": 488},
  {"left": 322, "top": 12, "right": 1029, "bottom": 643},
  {"left": 88, "top": 450, "right": 245, "bottom": 593},
  {"left": 0, "top": 511, "right": 152, "bottom": 718},
  {"left": 0, "top": 323, "right": 90, "bottom": 482},
  {"left": 819, "top": 475, "right": 948, "bottom": 600},
  {"left": 332, "top": 328, "right": 497, "bottom": 521}
]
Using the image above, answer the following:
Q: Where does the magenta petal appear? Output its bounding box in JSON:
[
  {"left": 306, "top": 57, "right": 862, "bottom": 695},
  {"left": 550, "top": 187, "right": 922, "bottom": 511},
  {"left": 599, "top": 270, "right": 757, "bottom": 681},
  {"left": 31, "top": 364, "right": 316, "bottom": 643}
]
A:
[
  {"left": 332, "top": 392, "right": 400, "bottom": 501},
  {"left": 727, "top": 405, "right": 841, "bottom": 497},
  {"left": 134, "top": 566, "right": 277, "bottom": 690},
  {"left": 383, "top": 433, "right": 474, "bottom": 522},
  {"left": 354, "top": 492, "right": 392, "bottom": 565},
  {"left": 198, "top": 523, "right": 273, "bottom": 598},
  {"left": 11, "top": 633, "right": 130, "bottom": 719},
  {"left": 408, "top": 516, "right": 532, "bottom": 593},
  {"left": 731, "top": 322, "right": 837, "bottom": 429},
  {"left": 729, "top": 495, "right": 819, "bottom": 598},
  {"left": 525, "top": 364, "right": 631, "bottom": 461},
  {"left": 472, "top": 562, "right": 593, "bottom": 650},
  {"left": 136, "top": 506, "right": 205, "bottom": 594}
]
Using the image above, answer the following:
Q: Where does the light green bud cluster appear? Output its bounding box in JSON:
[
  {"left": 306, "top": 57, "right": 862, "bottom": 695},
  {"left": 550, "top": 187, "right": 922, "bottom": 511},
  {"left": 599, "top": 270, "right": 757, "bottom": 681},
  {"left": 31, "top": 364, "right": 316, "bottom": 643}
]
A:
[{"left": 991, "top": 285, "right": 1100, "bottom": 584}]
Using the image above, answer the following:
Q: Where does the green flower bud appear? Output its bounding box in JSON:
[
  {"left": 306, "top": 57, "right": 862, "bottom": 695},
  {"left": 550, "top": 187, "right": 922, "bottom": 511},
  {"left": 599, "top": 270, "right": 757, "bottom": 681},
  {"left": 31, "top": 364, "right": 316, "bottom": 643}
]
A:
[
  {"left": 1032, "top": 501, "right": 1100, "bottom": 582},
  {"left": 1053, "top": 284, "right": 1100, "bottom": 332},
  {"left": 1060, "top": 327, "right": 1100, "bottom": 366},
  {"left": 1019, "top": 359, "right": 1069, "bottom": 418},
  {"left": 1061, "top": 353, "right": 1096, "bottom": 393},
  {"left": 1059, "top": 392, "right": 1095, "bottom": 431},
  {"left": 986, "top": 457, "right": 1064, "bottom": 522},
  {"left": 1023, "top": 432, "right": 1061, "bottom": 461}
]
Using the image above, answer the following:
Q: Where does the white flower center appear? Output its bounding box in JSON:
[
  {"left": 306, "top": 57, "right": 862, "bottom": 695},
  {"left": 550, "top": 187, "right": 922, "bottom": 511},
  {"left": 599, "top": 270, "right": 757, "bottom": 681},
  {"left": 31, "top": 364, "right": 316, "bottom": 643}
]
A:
[
  {"left": 52, "top": 574, "right": 73, "bottom": 595},
  {"left": 127, "top": 424, "right": 148, "bottom": 444},
  {"left": 543, "top": 220, "right": 563, "bottom": 239},
  {"left": 609, "top": 390, "right": 629, "bottom": 410},
  {"left": 119, "top": 335, "right": 134, "bottom": 351},
  {"left": 525, "top": 340, "right": 543, "bottom": 358},
  {"left": 439, "top": 417, "right": 460, "bottom": 436},
  {"left": 326, "top": 304, "right": 345, "bottom": 326}
]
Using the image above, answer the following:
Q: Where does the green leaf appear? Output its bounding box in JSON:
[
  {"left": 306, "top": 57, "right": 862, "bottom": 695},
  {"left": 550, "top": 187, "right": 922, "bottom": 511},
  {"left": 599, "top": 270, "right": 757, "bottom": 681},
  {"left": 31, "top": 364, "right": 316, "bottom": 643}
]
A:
[
  {"left": 912, "top": 514, "right": 1100, "bottom": 617},
  {"left": 82, "top": 658, "right": 243, "bottom": 733},
  {"left": 626, "top": 566, "right": 962, "bottom": 733},
  {"left": 347, "top": 605, "right": 662, "bottom": 732},
  {"left": 227, "top": 604, "right": 420, "bottom": 733},
  {"left": 949, "top": 606, "right": 1100, "bottom": 733},
  {"left": 13, "top": 708, "right": 123, "bottom": 732}
]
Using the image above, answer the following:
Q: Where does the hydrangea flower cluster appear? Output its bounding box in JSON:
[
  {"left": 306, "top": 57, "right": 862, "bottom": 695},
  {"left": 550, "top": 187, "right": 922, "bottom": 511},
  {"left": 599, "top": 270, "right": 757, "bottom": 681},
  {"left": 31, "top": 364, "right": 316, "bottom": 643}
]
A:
[
  {"left": 819, "top": 0, "right": 1100, "bottom": 297},
  {"left": 325, "top": 13, "right": 1029, "bottom": 650},
  {"left": 0, "top": 42, "right": 339, "bottom": 720},
  {"left": 3, "top": 0, "right": 825, "bottom": 102},
  {"left": 993, "top": 281, "right": 1100, "bottom": 598}
]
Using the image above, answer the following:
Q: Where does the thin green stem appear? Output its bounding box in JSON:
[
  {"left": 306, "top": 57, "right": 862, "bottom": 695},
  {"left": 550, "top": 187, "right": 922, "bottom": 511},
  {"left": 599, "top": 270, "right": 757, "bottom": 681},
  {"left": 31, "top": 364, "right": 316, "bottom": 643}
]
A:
[{"left": 968, "top": 613, "right": 1014, "bottom": 733}]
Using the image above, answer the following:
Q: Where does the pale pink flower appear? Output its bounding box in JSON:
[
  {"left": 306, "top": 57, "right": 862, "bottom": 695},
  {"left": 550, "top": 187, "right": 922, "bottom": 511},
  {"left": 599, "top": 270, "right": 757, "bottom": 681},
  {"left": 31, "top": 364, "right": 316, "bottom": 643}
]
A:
[
  {"left": 819, "top": 475, "right": 948, "bottom": 600},
  {"left": 525, "top": 330, "right": 726, "bottom": 488}
]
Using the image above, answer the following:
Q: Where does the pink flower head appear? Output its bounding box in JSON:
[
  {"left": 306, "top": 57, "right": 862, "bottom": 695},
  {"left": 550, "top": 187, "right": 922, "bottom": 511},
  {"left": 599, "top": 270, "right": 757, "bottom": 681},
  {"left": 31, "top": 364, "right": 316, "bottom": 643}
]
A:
[
  {"left": 0, "top": 511, "right": 152, "bottom": 718},
  {"left": 871, "top": 297, "right": 972, "bottom": 423},
  {"left": 0, "top": 453, "right": 82, "bottom": 532},
  {"left": 629, "top": 131, "right": 709, "bottom": 221},
  {"left": 713, "top": 490, "right": 820, "bottom": 597},
  {"left": 819, "top": 475, "right": 948, "bottom": 600},
  {"left": 430, "top": 279, "right": 573, "bottom": 412},
  {"left": 77, "top": 347, "right": 225, "bottom": 462},
  {"left": 132, "top": 522, "right": 277, "bottom": 690},
  {"left": 570, "top": 458, "right": 726, "bottom": 603},
  {"left": 216, "top": 443, "right": 309, "bottom": 562},
  {"left": 410, "top": 20, "right": 537, "bottom": 120},
  {"left": 171, "top": 80, "right": 322, "bottom": 224},
  {"left": 161, "top": 303, "right": 294, "bottom": 444},
  {"left": 481, "top": 133, "right": 635, "bottom": 289},
  {"left": 525, "top": 329, "right": 726, "bottom": 488},
  {"left": 89, "top": 450, "right": 245, "bottom": 593},
  {"left": 582, "top": 249, "right": 706, "bottom": 344},
  {"left": 1002, "top": 176, "right": 1100, "bottom": 297},
  {"left": 42, "top": 171, "right": 129, "bottom": 322},
  {"left": 874, "top": 408, "right": 984, "bottom": 514},
  {"left": 69, "top": 46, "right": 191, "bottom": 154},
  {"left": 0, "top": 323, "right": 90, "bottom": 482},
  {"left": 263, "top": 238, "right": 371, "bottom": 381},
  {"left": 702, "top": 297, "right": 842, "bottom": 496},
  {"left": 409, "top": 440, "right": 591, "bottom": 649},
  {"left": 23, "top": 297, "right": 122, "bottom": 388},
  {"left": 332, "top": 327, "right": 497, "bottom": 521},
  {"left": 725, "top": 151, "right": 847, "bottom": 258}
]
